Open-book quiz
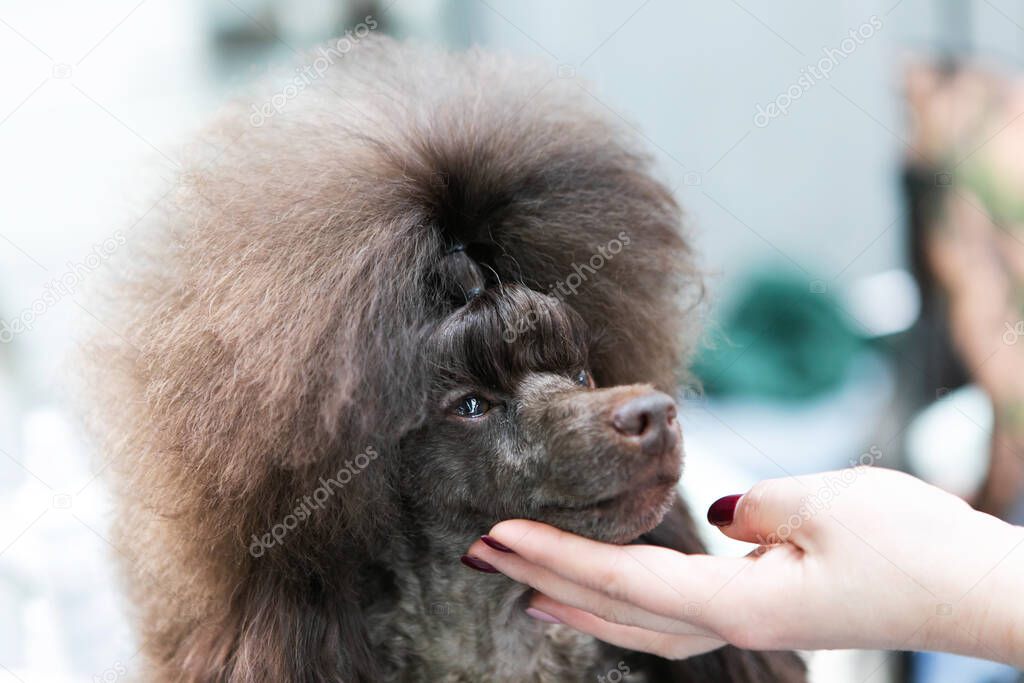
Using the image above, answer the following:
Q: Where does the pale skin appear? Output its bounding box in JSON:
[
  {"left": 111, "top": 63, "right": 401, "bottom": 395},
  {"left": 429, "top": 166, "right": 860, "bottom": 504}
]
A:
[{"left": 465, "top": 468, "right": 1024, "bottom": 666}]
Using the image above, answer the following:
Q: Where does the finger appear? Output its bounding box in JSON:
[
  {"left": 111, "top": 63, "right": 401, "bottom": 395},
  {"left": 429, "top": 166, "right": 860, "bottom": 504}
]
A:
[
  {"left": 469, "top": 524, "right": 750, "bottom": 622},
  {"left": 529, "top": 594, "right": 726, "bottom": 661},
  {"left": 707, "top": 477, "right": 813, "bottom": 548},
  {"left": 467, "top": 538, "right": 720, "bottom": 637}
]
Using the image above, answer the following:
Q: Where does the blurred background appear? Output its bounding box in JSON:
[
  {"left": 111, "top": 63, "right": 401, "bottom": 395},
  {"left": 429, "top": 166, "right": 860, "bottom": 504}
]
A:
[{"left": 1, "top": 1, "right": 1023, "bottom": 681}]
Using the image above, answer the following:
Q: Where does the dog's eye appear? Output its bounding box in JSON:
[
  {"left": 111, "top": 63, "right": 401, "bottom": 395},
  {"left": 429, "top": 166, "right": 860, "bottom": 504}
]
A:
[
  {"left": 452, "top": 395, "right": 490, "bottom": 418},
  {"left": 574, "top": 370, "right": 592, "bottom": 387}
]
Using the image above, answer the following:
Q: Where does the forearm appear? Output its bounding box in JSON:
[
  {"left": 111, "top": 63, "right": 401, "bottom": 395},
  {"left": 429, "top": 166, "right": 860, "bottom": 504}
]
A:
[{"left": 920, "top": 512, "right": 1024, "bottom": 666}]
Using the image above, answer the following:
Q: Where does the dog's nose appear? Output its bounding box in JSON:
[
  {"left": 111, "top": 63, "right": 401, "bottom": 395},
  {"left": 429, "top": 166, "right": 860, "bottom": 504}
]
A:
[{"left": 611, "top": 392, "right": 678, "bottom": 456}]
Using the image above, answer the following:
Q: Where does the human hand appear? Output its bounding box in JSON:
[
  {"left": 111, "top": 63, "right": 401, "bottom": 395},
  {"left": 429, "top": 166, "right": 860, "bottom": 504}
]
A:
[{"left": 464, "top": 468, "right": 1024, "bottom": 664}]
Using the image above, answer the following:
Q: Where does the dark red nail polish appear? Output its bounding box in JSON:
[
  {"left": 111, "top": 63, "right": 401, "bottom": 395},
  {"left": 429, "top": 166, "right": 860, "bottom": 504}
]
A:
[
  {"left": 460, "top": 555, "right": 500, "bottom": 573},
  {"left": 707, "top": 494, "right": 741, "bottom": 527},
  {"left": 481, "top": 535, "right": 514, "bottom": 553}
]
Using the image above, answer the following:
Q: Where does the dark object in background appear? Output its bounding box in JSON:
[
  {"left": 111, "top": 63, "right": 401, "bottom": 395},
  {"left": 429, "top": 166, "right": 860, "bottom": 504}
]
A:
[
  {"left": 202, "top": 0, "right": 393, "bottom": 79},
  {"left": 902, "top": 60, "right": 1024, "bottom": 519},
  {"left": 900, "top": 164, "right": 969, "bottom": 404}
]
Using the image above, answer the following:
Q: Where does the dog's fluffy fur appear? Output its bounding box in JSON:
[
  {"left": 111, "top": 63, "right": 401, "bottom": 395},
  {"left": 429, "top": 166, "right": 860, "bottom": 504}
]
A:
[{"left": 84, "top": 37, "right": 805, "bottom": 682}]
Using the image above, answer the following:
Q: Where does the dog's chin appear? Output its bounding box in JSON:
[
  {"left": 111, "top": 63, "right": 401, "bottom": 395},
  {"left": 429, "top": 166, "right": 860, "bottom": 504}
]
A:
[{"left": 539, "top": 468, "right": 682, "bottom": 544}]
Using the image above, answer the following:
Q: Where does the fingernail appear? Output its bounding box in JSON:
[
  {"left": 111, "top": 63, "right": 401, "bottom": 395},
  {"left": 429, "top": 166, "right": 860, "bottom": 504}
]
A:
[
  {"left": 460, "top": 555, "right": 500, "bottom": 573},
  {"left": 707, "top": 494, "right": 741, "bottom": 527},
  {"left": 481, "top": 535, "right": 514, "bottom": 553},
  {"left": 525, "top": 607, "right": 562, "bottom": 624}
]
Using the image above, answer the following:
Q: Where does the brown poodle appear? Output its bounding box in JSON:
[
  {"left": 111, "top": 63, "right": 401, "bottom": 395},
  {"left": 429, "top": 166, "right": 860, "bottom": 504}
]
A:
[{"left": 84, "top": 36, "right": 805, "bottom": 682}]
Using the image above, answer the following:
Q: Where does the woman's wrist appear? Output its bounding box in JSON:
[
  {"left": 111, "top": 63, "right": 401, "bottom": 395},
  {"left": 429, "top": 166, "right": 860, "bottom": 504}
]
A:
[
  {"left": 972, "top": 516, "right": 1024, "bottom": 667},
  {"left": 920, "top": 511, "right": 1024, "bottom": 665}
]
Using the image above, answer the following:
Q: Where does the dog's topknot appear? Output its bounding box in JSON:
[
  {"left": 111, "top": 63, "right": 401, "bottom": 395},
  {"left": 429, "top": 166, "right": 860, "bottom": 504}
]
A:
[{"left": 82, "top": 35, "right": 700, "bottom": 679}]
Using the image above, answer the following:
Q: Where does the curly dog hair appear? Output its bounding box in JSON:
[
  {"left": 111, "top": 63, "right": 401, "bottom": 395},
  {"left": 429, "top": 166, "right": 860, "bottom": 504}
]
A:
[{"left": 83, "top": 36, "right": 805, "bottom": 682}]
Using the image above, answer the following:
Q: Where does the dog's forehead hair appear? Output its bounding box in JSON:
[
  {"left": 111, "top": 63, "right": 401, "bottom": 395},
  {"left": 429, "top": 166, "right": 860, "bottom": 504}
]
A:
[{"left": 426, "top": 284, "right": 589, "bottom": 392}]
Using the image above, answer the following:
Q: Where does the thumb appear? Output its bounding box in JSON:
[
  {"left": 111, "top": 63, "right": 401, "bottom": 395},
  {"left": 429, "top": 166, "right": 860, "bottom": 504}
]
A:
[{"left": 706, "top": 477, "right": 811, "bottom": 547}]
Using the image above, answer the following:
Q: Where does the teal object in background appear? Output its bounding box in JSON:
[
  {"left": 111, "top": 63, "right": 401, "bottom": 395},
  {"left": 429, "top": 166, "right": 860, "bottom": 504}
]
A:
[{"left": 693, "top": 272, "right": 863, "bottom": 401}]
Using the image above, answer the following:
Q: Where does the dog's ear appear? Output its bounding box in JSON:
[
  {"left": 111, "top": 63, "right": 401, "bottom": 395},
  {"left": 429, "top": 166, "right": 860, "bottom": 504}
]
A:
[
  {"left": 84, "top": 158, "right": 453, "bottom": 565},
  {"left": 80, "top": 43, "right": 458, "bottom": 677},
  {"left": 83, "top": 154, "right": 443, "bottom": 679}
]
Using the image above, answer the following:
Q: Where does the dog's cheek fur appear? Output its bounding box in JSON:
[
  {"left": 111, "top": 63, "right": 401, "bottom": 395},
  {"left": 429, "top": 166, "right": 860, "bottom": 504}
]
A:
[{"left": 400, "top": 414, "right": 544, "bottom": 525}]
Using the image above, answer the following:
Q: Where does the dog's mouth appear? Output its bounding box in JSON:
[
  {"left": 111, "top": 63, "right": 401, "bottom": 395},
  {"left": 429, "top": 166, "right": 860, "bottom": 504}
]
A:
[
  {"left": 534, "top": 456, "right": 682, "bottom": 543},
  {"left": 543, "top": 469, "right": 680, "bottom": 513}
]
